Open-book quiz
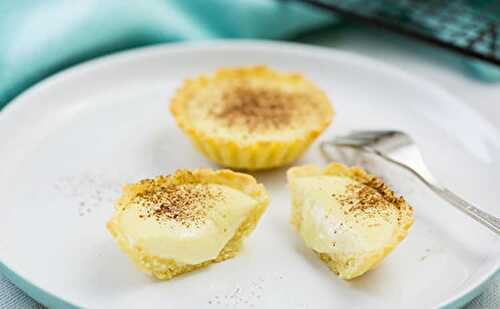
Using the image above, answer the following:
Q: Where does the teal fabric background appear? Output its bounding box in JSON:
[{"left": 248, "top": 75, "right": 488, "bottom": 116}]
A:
[
  {"left": 0, "top": 0, "right": 500, "bottom": 108},
  {"left": 2, "top": 0, "right": 500, "bottom": 109},
  {"left": 0, "top": 0, "right": 333, "bottom": 108}
]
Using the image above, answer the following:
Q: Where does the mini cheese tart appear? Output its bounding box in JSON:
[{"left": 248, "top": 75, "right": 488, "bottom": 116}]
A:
[
  {"left": 170, "top": 66, "right": 334, "bottom": 170},
  {"left": 287, "top": 162, "right": 413, "bottom": 280},
  {"left": 107, "top": 169, "right": 269, "bottom": 280}
]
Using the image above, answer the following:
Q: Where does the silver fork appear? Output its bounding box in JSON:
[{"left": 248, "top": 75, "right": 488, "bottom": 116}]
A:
[{"left": 321, "top": 130, "right": 500, "bottom": 236}]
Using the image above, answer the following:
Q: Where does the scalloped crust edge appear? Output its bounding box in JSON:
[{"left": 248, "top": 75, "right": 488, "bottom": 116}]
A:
[{"left": 169, "top": 65, "right": 334, "bottom": 170}]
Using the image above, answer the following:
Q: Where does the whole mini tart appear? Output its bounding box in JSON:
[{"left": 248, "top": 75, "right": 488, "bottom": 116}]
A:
[
  {"left": 107, "top": 169, "right": 269, "bottom": 280},
  {"left": 170, "top": 66, "right": 334, "bottom": 170},
  {"left": 287, "top": 162, "right": 413, "bottom": 280}
]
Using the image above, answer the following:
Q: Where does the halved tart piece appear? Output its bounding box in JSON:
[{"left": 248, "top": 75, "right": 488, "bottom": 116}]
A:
[
  {"left": 287, "top": 162, "right": 413, "bottom": 279},
  {"left": 107, "top": 169, "right": 269, "bottom": 279}
]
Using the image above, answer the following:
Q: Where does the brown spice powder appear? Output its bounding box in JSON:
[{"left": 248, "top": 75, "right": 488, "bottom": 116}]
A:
[
  {"left": 135, "top": 184, "right": 223, "bottom": 227},
  {"left": 332, "top": 181, "right": 392, "bottom": 214},
  {"left": 211, "top": 86, "right": 303, "bottom": 131}
]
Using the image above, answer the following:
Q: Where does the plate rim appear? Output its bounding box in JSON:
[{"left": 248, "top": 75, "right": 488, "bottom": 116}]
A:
[{"left": 0, "top": 39, "right": 498, "bottom": 308}]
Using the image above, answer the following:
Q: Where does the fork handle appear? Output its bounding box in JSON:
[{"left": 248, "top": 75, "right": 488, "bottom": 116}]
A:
[
  {"left": 430, "top": 186, "right": 500, "bottom": 236},
  {"left": 321, "top": 142, "right": 500, "bottom": 235},
  {"left": 376, "top": 152, "right": 500, "bottom": 236}
]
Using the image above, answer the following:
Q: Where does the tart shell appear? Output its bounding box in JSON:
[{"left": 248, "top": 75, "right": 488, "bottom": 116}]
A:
[
  {"left": 287, "top": 162, "right": 413, "bottom": 280},
  {"left": 107, "top": 169, "right": 269, "bottom": 279},
  {"left": 170, "top": 66, "right": 334, "bottom": 170}
]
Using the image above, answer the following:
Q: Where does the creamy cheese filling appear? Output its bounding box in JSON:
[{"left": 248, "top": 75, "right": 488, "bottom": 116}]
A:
[
  {"left": 293, "top": 176, "right": 399, "bottom": 256},
  {"left": 115, "top": 184, "right": 257, "bottom": 264}
]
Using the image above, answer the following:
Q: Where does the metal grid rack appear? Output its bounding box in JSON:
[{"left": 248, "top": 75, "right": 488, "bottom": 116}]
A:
[{"left": 294, "top": 0, "right": 500, "bottom": 66}]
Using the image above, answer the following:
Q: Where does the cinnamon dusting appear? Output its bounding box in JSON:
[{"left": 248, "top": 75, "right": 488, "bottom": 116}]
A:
[
  {"left": 135, "top": 184, "right": 223, "bottom": 227},
  {"left": 331, "top": 180, "right": 394, "bottom": 216},
  {"left": 211, "top": 86, "right": 303, "bottom": 131}
]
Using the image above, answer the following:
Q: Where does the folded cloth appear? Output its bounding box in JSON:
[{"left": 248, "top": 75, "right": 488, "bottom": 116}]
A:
[
  {"left": 0, "top": 0, "right": 333, "bottom": 108},
  {"left": 2, "top": 0, "right": 500, "bottom": 109}
]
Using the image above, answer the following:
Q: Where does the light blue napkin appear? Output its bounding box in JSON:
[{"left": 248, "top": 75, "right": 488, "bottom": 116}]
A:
[
  {"left": 0, "top": 0, "right": 333, "bottom": 108},
  {"left": 2, "top": 0, "right": 500, "bottom": 109}
]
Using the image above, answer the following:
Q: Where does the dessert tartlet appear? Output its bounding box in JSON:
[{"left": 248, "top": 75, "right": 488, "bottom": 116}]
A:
[
  {"left": 170, "top": 66, "right": 334, "bottom": 170},
  {"left": 287, "top": 162, "right": 413, "bottom": 280},
  {"left": 107, "top": 169, "right": 269, "bottom": 279}
]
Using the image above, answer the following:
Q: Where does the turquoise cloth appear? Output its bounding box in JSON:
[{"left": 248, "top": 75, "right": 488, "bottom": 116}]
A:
[
  {"left": 2, "top": 1, "right": 500, "bottom": 109},
  {"left": 0, "top": 0, "right": 333, "bottom": 108},
  {"left": 2, "top": 0, "right": 500, "bottom": 109}
]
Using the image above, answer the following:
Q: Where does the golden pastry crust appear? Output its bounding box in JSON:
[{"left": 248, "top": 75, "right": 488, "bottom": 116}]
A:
[
  {"left": 287, "top": 162, "right": 413, "bottom": 280},
  {"left": 170, "top": 66, "right": 334, "bottom": 170},
  {"left": 107, "top": 169, "right": 269, "bottom": 279}
]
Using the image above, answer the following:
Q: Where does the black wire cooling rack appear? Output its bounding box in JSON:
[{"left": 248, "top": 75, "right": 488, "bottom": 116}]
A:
[{"left": 293, "top": 0, "right": 500, "bottom": 66}]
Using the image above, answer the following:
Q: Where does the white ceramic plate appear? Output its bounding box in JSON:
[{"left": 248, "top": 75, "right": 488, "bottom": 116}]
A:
[{"left": 0, "top": 41, "right": 498, "bottom": 309}]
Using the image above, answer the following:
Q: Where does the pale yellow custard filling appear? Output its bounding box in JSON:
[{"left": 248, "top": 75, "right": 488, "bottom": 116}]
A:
[
  {"left": 113, "top": 184, "right": 257, "bottom": 265},
  {"left": 294, "top": 176, "right": 399, "bottom": 256},
  {"left": 288, "top": 163, "right": 413, "bottom": 280},
  {"left": 183, "top": 81, "right": 328, "bottom": 142}
]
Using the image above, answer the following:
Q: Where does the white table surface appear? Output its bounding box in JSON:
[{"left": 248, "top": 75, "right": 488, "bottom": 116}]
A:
[{"left": 0, "top": 28, "right": 498, "bottom": 308}]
